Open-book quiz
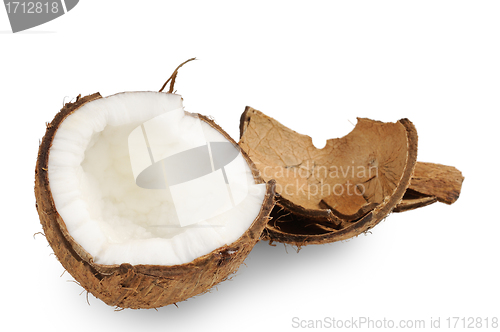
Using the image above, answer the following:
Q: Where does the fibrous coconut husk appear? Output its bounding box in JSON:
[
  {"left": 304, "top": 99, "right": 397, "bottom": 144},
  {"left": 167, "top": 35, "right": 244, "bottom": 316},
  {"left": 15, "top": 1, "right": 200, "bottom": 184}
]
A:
[
  {"left": 35, "top": 93, "right": 276, "bottom": 309},
  {"left": 394, "top": 162, "right": 463, "bottom": 212},
  {"left": 239, "top": 107, "right": 418, "bottom": 245}
]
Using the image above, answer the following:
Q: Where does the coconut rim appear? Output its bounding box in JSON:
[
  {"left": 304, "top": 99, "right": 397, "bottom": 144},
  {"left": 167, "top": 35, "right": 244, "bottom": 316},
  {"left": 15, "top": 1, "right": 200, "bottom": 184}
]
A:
[{"left": 35, "top": 92, "right": 276, "bottom": 277}]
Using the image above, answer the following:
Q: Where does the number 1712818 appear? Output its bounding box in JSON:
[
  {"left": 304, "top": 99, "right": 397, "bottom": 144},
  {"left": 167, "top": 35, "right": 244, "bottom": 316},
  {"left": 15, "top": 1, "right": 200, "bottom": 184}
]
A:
[
  {"left": 446, "top": 317, "right": 498, "bottom": 329},
  {"left": 5, "top": 2, "right": 59, "bottom": 14}
]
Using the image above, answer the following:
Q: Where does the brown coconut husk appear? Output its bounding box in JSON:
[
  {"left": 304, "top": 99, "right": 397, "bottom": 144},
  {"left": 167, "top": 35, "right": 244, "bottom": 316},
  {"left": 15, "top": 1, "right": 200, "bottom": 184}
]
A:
[
  {"left": 393, "top": 189, "right": 439, "bottom": 213},
  {"left": 239, "top": 107, "right": 464, "bottom": 247},
  {"left": 393, "top": 162, "right": 463, "bottom": 212},
  {"left": 35, "top": 93, "right": 275, "bottom": 309},
  {"left": 239, "top": 107, "right": 418, "bottom": 246}
]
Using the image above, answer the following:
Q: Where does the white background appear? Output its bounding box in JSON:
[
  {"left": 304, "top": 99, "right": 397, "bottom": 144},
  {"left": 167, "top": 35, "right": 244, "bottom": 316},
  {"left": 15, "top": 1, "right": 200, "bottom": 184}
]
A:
[{"left": 1, "top": 1, "right": 498, "bottom": 331}]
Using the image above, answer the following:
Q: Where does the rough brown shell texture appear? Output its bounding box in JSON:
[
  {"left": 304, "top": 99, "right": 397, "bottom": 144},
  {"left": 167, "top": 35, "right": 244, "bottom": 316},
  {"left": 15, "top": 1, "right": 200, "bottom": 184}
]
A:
[
  {"left": 239, "top": 107, "right": 420, "bottom": 246},
  {"left": 394, "top": 162, "right": 464, "bottom": 212},
  {"left": 35, "top": 93, "right": 275, "bottom": 309}
]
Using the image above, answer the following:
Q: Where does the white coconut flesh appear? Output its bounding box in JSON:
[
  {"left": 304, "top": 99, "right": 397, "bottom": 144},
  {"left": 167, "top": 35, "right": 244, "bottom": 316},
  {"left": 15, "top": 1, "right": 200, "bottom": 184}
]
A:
[{"left": 48, "top": 92, "right": 266, "bottom": 266}]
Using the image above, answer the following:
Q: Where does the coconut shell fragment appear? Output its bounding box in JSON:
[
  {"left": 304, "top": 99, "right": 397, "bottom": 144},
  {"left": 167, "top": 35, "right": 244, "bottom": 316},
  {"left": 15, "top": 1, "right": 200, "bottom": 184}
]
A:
[
  {"left": 35, "top": 94, "right": 275, "bottom": 309},
  {"left": 393, "top": 189, "right": 438, "bottom": 213},
  {"left": 393, "top": 162, "right": 464, "bottom": 212},
  {"left": 238, "top": 107, "right": 418, "bottom": 245}
]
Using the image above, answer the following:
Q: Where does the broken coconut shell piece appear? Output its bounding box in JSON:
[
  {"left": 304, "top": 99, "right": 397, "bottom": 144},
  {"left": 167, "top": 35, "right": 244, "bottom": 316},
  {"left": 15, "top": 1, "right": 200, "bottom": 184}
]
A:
[
  {"left": 35, "top": 92, "right": 275, "bottom": 309},
  {"left": 238, "top": 107, "right": 418, "bottom": 245},
  {"left": 394, "top": 162, "right": 464, "bottom": 212}
]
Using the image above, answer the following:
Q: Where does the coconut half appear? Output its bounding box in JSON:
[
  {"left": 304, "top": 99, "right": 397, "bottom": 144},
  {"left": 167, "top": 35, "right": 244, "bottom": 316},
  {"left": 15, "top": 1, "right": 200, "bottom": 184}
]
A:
[
  {"left": 238, "top": 107, "right": 418, "bottom": 245},
  {"left": 35, "top": 92, "right": 275, "bottom": 309}
]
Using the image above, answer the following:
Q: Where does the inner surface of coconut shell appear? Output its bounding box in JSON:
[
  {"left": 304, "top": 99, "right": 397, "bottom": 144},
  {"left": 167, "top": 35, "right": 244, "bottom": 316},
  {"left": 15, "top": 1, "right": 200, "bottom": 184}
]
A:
[
  {"left": 239, "top": 107, "right": 418, "bottom": 245},
  {"left": 35, "top": 94, "right": 275, "bottom": 309}
]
